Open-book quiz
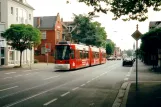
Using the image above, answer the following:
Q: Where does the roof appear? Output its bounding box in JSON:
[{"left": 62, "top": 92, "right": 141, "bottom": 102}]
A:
[
  {"left": 149, "top": 21, "right": 161, "bottom": 28},
  {"left": 13, "top": 0, "right": 34, "bottom": 10},
  {"left": 34, "top": 16, "right": 57, "bottom": 30},
  {"left": 63, "top": 21, "right": 75, "bottom": 26}
]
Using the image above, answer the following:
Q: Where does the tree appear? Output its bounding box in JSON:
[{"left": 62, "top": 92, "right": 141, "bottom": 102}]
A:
[
  {"left": 2, "top": 24, "right": 41, "bottom": 67},
  {"left": 72, "top": 14, "right": 107, "bottom": 47},
  {"left": 106, "top": 41, "right": 115, "bottom": 55},
  {"left": 126, "top": 49, "right": 133, "bottom": 57},
  {"left": 140, "top": 27, "right": 161, "bottom": 65},
  {"left": 68, "top": 0, "right": 161, "bottom": 21}
]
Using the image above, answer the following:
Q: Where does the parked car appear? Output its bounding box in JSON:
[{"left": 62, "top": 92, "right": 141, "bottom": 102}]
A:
[
  {"left": 122, "top": 57, "right": 133, "bottom": 66},
  {"left": 116, "top": 57, "right": 121, "bottom": 60},
  {"left": 107, "top": 56, "right": 115, "bottom": 60}
]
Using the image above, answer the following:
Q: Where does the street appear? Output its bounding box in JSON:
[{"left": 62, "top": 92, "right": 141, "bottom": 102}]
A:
[{"left": 0, "top": 60, "right": 132, "bottom": 107}]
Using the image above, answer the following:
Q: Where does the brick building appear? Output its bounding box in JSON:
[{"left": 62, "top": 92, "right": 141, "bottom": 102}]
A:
[{"left": 34, "top": 13, "right": 63, "bottom": 63}]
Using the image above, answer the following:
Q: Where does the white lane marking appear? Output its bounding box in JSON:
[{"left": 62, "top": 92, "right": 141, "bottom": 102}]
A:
[
  {"left": 3, "top": 77, "right": 12, "bottom": 79},
  {"left": 126, "top": 74, "right": 131, "bottom": 77},
  {"left": 3, "top": 84, "right": 65, "bottom": 107},
  {"left": 61, "top": 92, "right": 70, "bottom": 97},
  {"left": 124, "top": 78, "right": 129, "bottom": 81},
  {"left": 5, "top": 72, "right": 16, "bottom": 75},
  {"left": 87, "top": 81, "right": 91, "bottom": 83},
  {"left": 23, "top": 70, "right": 31, "bottom": 72},
  {"left": 92, "top": 78, "right": 95, "bottom": 81},
  {"left": 43, "top": 75, "right": 59, "bottom": 80},
  {"left": 43, "top": 98, "right": 58, "bottom": 106},
  {"left": 25, "top": 73, "right": 33, "bottom": 75},
  {"left": 72, "top": 87, "right": 79, "bottom": 91},
  {"left": 0, "top": 86, "right": 18, "bottom": 92},
  {"left": 81, "top": 84, "right": 86, "bottom": 87},
  {"left": 14, "top": 75, "right": 22, "bottom": 78},
  {"left": 25, "top": 72, "right": 39, "bottom": 76}
]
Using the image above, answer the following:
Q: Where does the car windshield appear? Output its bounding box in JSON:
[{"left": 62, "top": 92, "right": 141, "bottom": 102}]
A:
[{"left": 55, "top": 45, "right": 71, "bottom": 60}]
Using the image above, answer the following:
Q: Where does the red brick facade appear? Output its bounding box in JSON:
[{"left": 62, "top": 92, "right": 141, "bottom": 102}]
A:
[{"left": 34, "top": 13, "right": 63, "bottom": 63}]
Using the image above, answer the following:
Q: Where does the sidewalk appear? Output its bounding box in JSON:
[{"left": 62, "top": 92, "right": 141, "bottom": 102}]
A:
[
  {"left": 0, "top": 63, "right": 54, "bottom": 71},
  {"left": 120, "top": 60, "right": 161, "bottom": 107}
]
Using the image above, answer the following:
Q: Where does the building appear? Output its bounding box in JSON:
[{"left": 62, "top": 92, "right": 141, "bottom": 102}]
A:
[
  {"left": 34, "top": 13, "right": 63, "bottom": 63},
  {"left": 0, "top": 0, "right": 34, "bottom": 66},
  {"left": 114, "top": 47, "right": 121, "bottom": 57}
]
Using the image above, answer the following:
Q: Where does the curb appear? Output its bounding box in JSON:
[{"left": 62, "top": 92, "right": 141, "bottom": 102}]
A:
[{"left": 112, "top": 82, "right": 130, "bottom": 107}]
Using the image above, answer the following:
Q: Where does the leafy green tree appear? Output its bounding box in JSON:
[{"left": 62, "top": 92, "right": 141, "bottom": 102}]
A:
[
  {"left": 68, "top": 0, "right": 161, "bottom": 21},
  {"left": 140, "top": 27, "right": 161, "bottom": 65},
  {"left": 72, "top": 14, "right": 107, "bottom": 47},
  {"left": 2, "top": 24, "right": 41, "bottom": 67},
  {"left": 126, "top": 49, "right": 133, "bottom": 57},
  {"left": 106, "top": 41, "right": 115, "bottom": 55}
]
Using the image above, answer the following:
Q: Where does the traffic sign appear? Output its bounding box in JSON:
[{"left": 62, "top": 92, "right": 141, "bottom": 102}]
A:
[
  {"left": 131, "top": 24, "right": 142, "bottom": 41},
  {"left": 131, "top": 30, "right": 142, "bottom": 41}
]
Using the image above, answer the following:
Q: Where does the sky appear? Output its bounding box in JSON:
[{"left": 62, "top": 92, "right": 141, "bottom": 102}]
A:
[{"left": 26, "top": 0, "right": 161, "bottom": 50}]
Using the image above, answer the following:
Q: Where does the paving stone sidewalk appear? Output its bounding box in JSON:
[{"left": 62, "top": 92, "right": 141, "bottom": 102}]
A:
[
  {"left": 0, "top": 63, "right": 54, "bottom": 71},
  {"left": 119, "top": 60, "right": 161, "bottom": 107}
]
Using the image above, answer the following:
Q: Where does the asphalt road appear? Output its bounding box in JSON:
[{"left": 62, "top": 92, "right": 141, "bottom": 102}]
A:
[{"left": 0, "top": 60, "right": 133, "bottom": 107}]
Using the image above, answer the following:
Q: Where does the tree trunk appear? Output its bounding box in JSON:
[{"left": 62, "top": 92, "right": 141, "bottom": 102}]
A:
[{"left": 20, "top": 51, "right": 22, "bottom": 67}]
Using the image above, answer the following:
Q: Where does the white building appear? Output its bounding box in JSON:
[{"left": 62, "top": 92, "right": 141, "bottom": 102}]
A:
[{"left": 0, "top": 0, "right": 34, "bottom": 66}]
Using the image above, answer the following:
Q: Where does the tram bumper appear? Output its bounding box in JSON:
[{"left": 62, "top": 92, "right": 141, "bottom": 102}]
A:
[{"left": 54, "top": 64, "right": 70, "bottom": 70}]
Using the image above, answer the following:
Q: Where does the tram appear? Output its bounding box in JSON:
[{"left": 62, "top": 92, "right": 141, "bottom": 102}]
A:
[{"left": 54, "top": 41, "right": 106, "bottom": 70}]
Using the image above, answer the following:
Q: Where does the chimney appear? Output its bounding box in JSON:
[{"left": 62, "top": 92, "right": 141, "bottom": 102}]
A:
[{"left": 37, "top": 17, "right": 41, "bottom": 28}]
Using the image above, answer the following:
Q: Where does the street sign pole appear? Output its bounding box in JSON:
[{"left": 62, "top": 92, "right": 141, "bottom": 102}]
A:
[
  {"left": 47, "top": 52, "right": 48, "bottom": 65},
  {"left": 136, "top": 40, "right": 138, "bottom": 91},
  {"left": 131, "top": 24, "right": 142, "bottom": 91}
]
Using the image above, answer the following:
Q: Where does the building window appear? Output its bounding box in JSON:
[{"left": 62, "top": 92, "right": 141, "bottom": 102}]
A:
[
  {"left": 41, "top": 46, "right": 45, "bottom": 54},
  {"left": 41, "top": 31, "right": 46, "bottom": 39},
  {"left": 9, "top": 51, "right": 14, "bottom": 60},
  {"left": 11, "top": 7, "right": 13, "bottom": 14},
  {"left": 1, "top": 47, "right": 4, "bottom": 57},
  {"left": 29, "top": 14, "right": 31, "bottom": 20},
  {"left": 16, "top": 8, "right": 18, "bottom": 21},
  {"left": 57, "top": 31, "right": 60, "bottom": 40},
  {"left": 0, "top": 2, "right": 1, "bottom": 22}
]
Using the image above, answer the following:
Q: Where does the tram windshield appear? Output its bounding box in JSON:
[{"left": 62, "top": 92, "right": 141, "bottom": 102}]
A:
[{"left": 55, "top": 45, "right": 71, "bottom": 60}]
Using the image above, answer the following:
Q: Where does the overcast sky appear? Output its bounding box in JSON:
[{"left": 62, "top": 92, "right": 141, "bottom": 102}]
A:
[{"left": 27, "top": 0, "right": 161, "bottom": 50}]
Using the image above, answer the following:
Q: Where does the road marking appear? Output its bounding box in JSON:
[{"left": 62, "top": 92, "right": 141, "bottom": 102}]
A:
[
  {"left": 43, "top": 75, "right": 59, "bottom": 80},
  {"left": 3, "top": 77, "right": 12, "bottom": 79},
  {"left": 14, "top": 75, "right": 22, "bottom": 78},
  {"left": 2, "top": 84, "right": 65, "bottom": 107},
  {"left": 124, "top": 78, "right": 129, "bottom": 81},
  {"left": 25, "top": 73, "right": 33, "bottom": 75},
  {"left": 81, "top": 84, "right": 85, "bottom": 86},
  {"left": 43, "top": 98, "right": 58, "bottom": 106},
  {"left": 72, "top": 87, "right": 79, "bottom": 91},
  {"left": 61, "top": 92, "right": 70, "bottom": 97},
  {"left": 126, "top": 74, "right": 131, "bottom": 77},
  {"left": 92, "top": 78, "right": 95, "bottom": 80},
  {"left": 87, "top": 81, "right": 91, "bottom": 83},
  {"left": 23, "top": 70, "right": 31, "bottom": 72},
  {"left": 5, "top": 72, "right": 16, "bottom": 75},
  {"left": 0, "top": 86, "right": 18, "bottom": 92}
]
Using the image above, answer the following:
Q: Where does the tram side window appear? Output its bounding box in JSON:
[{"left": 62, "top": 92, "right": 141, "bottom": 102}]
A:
[
  {"left": 85, "top": 51, "right": 89, "bottom": 58},
  {"left": 80, "top": 51, "right": 83, "bottom": 59},
  {"left": 70, "top": 50, "right": 75, "bottom": 59}
]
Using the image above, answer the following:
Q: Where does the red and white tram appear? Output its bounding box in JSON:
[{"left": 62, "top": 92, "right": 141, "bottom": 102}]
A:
[{"left": 54, "top": 42, "right": 106, "bottom": 70}]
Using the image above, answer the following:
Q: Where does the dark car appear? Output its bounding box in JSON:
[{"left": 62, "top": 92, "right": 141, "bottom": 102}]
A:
[{"left": 122, "top": 57, "right": 133, "bottom": 66}]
